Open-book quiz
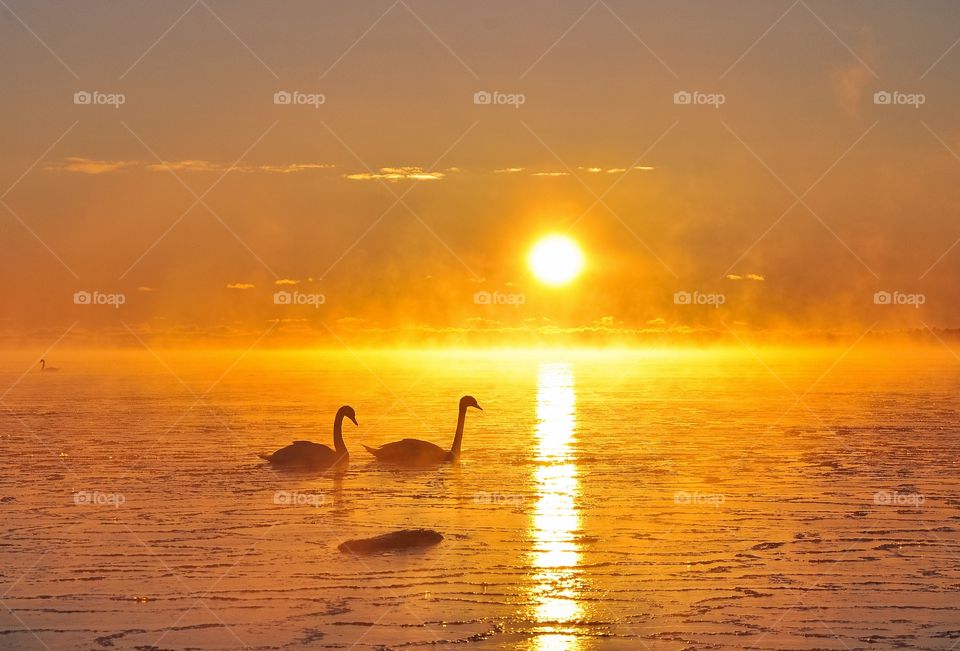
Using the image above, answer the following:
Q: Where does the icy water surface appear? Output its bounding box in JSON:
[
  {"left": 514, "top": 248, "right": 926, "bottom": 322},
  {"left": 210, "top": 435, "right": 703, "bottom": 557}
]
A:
[{"left": 1, "top": 347, "right": 959, "bottom": 650}]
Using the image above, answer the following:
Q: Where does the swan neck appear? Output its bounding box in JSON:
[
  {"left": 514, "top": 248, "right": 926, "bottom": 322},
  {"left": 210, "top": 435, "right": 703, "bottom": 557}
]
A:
[
  {"left": 450, "top": 404, "right": 468, "bottom": 458},
  {"left": 333, "top": 414, "right": 347, "bottom": 453}
]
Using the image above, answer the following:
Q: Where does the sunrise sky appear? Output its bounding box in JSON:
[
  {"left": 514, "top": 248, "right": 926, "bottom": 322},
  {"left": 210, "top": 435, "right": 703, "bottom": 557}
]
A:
[{"left": 2, "top": 1, "right": 960, "bottom": 346}]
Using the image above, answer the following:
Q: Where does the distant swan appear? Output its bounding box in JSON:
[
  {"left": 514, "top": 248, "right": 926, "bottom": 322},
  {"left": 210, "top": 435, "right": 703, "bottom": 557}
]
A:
[
  {"left": 363, "top": 396, "right": 481, "bottom": 467},
  {"left": 39, "top": 359, "right": 59, "bottom": 372},
  {"left": 259, "top": 405, "right": 356, "bottom": 470}
]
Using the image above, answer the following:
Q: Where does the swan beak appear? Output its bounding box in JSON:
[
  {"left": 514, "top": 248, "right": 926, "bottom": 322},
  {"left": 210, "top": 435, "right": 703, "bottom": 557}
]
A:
[
  {"left": 349, "top": 415, "right": 359, "bottom": 426},
  {"left": 476, "top": 404, "right": 483, "bottom": 411}
]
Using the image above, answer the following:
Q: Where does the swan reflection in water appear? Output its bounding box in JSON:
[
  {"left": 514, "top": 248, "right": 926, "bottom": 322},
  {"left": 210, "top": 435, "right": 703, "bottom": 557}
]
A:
[{"left": 528, "top": 363, "right": 583, "bottom": 650}]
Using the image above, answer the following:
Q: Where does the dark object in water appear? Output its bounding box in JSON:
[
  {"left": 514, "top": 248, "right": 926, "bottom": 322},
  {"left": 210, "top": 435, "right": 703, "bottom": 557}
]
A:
[{"left": 338, "top": 529, "right": 443, "bottom": 555}]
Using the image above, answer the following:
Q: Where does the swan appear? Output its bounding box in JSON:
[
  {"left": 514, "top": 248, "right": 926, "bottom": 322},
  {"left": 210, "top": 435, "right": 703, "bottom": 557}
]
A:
[
  {"left": 363, "top": 396, "right": 481, "bottom": 467},
  {"left": 259, "top": 405, "right": 356, "bottom": 470},
  {"left": 39, "top": 359, "right": 59, "bottom": 372}
]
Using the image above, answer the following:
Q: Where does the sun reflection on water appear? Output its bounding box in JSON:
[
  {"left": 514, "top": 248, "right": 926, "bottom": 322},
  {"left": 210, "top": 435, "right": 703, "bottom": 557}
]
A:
[{"left": 528, "top": 363, "right": 583, "bottom": 650}]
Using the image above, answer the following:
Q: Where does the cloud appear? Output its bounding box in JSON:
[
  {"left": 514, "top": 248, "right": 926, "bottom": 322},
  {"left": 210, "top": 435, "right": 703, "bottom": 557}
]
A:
[
  {"left": 346, "top": 167, "right": 445, "bottom": 182},
  {"left": 536, "top": 166, "right": 655, "bottom": 176},
  {"left": 726, "top": 273, "right": 765, "bottom": 281},
  {"left": 226, "top": 283, "right": 255, "bottom": 290},
  {"left": 830, "top": 29, "right": 877, "bottom": 118},
  {"left": 594, "top": 166, "right": 655, "bottom": 173},
  {"left": 154, "top": 161, "right": 335, "bottom": 174},
  {"left": 832, "top": 63, "right": 874, "bottom": 118},
  {"left": 51, "top": 159, "right": 654, "bottom": 179},
  {"left": 147, "top": 160, "right": 222, "bottom": 173},
  {"left": 136, "top": 286, "right": 157, "bottom": 292},
  {"left": 274, "top": 279, "right": 300, "bottom": 285},
  {"left": 47, "top": 157, "right": 139, "bottom": 174},
  {"left": 248, "top": 163, "right": 336, "bottom": 174},
  {"left": 47, "top": 158, "right": 336, "bottom": 175}
]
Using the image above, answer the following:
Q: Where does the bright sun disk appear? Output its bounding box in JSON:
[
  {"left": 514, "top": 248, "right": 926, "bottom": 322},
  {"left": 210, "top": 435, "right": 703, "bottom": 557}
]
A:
[{"left": 529, "top": 235, "right": 585, "bottom": 286}]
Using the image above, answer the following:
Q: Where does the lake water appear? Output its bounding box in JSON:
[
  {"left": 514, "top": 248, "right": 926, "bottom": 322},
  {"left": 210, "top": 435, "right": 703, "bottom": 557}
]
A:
[{"left": 1, "top": 347, "right": 959, "bottom": 650}]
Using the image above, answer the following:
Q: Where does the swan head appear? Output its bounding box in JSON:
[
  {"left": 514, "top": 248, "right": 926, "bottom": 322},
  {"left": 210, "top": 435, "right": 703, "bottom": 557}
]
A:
[
  {"left": 339, "top": 405, "right": 358, "bottom": 427},
  {"left": 460, "top": 395, "right": 482, "bottom": 411}
]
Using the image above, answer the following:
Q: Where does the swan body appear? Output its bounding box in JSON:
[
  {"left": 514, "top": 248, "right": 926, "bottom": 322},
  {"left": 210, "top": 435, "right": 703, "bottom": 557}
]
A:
[
  {"left": 262, "top": 440, "right": 337, "bottom": 467},
  {"left": 362, "top": 439, "right": 450, "bottom": 466},
  {"left": 260, "top": 405, "right": 356, "bottom": 470},
  {"left": 39, "top": 359, "right": 59, "bottom": 372},
  {"left": 364, "top": 396, "right": 481, "bottom": 467}
]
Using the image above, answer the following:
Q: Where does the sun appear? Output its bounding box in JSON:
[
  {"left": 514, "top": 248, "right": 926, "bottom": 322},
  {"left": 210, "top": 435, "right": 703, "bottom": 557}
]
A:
[{"left": 529, "top": 235, "right": 585, "bottom": 286}]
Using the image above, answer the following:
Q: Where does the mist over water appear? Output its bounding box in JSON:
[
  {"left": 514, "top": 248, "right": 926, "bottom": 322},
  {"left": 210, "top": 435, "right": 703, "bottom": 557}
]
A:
[{"left": 1, "top": 348, "right": 959, "bottom": 649}]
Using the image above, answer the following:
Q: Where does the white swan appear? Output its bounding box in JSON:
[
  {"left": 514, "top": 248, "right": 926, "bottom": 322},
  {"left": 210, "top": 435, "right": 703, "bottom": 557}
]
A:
[
  {"left": 260, "top": 406, "right": 356, "bottom": 470},
  {"left": 363, "top": 396, "right": 481, "bottom": 467}
]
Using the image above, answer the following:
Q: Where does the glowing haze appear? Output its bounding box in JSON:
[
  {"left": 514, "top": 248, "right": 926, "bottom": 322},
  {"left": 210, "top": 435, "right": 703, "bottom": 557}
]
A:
[{"left": 2, "top": 1, "right": 960, "bottom": 347}]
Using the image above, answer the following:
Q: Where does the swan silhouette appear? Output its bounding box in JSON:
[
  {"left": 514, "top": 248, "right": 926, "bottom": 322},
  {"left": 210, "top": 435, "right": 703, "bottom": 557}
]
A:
[
  {"left": 259, "top": 405, "right": 356, "bottom": 470},
  {"left": 39, "top": 359, "right": 59, "bottom": 372},
  {"left": 363, "top": 396, "right": 481, "bottom": 467}
]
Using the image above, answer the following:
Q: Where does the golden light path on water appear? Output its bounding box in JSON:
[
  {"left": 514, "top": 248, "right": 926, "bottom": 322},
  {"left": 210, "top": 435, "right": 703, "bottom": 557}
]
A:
[{"left": 529, "top": 362, "right": 583, "bottom": 650}]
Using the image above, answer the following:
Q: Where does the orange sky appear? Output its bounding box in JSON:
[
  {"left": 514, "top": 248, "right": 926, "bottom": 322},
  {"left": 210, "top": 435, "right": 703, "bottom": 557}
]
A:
[{"left": 2, "top": 1, "right": 960, "bottom": 346}]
